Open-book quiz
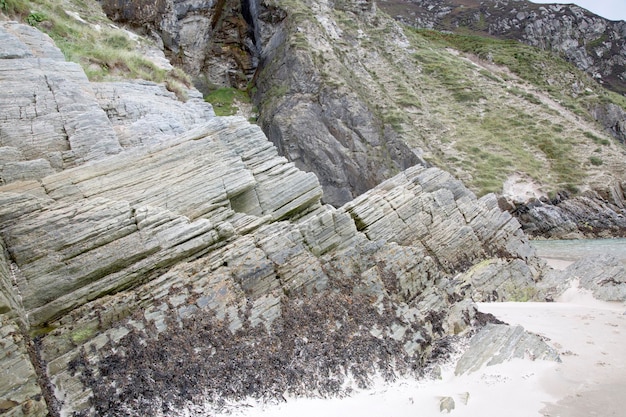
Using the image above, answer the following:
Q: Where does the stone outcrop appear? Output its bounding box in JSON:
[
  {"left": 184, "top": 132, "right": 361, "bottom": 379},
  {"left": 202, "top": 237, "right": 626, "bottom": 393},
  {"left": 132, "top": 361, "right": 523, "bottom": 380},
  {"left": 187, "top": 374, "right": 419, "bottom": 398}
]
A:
[
  {"left": 0, "top": 238, "right": 49, "bottom": 417},
  {"left": 0, "top": 22, "right": 122, "bottom": 183},
  {"left": 93, "top": 80, "right": 216, "bottom": 148},
  {"left": 0, "top": 19, "right": 583, "bottom": 417},
  {"left": 99, "top": 0, "right": 263, "bottom": 90},
  {"left": 542, "top": 254, "right": 626, "bottom": 302},
  {"left": 503, "top": 189, "right": 626, "bottom": 239},
  {"left": 455, "top": 323, "right": 560, "bottom": 375},
  {"left": 383, "top": 0, "right": 626, "bottom": 96}
]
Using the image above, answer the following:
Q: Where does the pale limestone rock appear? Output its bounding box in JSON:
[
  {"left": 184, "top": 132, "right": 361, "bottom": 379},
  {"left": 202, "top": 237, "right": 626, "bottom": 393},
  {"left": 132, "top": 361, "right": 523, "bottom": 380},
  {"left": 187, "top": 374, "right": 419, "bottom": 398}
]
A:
[
  {"left": 455, "top": 324, "right": 560, "bottom": 376},
  {"left": 0, "top": 238, "right": 48, "bottom": 417},
  {"left": 344, "top": 166, "right": 535, "bottom": 274},
  {"left": 93, "top": 80, "right": 215, "bottom": 148},
  {"left": 0, "top": 22, "right": 122, "bottom": 182}
]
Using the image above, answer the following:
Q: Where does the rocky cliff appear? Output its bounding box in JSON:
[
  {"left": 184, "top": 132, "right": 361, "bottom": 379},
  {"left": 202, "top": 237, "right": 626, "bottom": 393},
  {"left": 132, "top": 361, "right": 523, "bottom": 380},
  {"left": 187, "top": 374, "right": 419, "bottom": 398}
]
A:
[
  {"left": 381, "top": 0, "right": 626, "bottom": 95},
  {"left": 0, "top": 20, "right": 578, "bottom": 416},
  {"left": 87, "top": 0, "right": 626, "bottom": 239}
]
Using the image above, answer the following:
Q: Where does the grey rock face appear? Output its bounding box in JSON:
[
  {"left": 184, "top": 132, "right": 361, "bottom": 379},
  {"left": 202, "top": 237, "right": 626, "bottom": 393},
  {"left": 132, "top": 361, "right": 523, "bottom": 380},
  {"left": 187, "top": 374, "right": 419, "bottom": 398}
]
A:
[
  {"left": 506, "top": 190, "right": 626, "bottom": 239},
  {"left": 255, "top": 13, "right": 423, "bottom": 206},
  {"left": 0, "top": 22, "right": 122, "bottom": 183},
  {"left": 93, "top": 80, "right": 215, "bottom": 148},
  {"left": 543, "top": 254, "right": 626, "bottom": 301},
  {"left": 0, "top": 237, "right": 48, "bottom": 417},
  {"left": 455, "top": 323, "right": 560, "bottom": 376},
  {"left": 590, "top": 103, "right": 626, "bottom": 144},
  {"left": 99, "top": 0, "right": 261, "bottom": 89}
]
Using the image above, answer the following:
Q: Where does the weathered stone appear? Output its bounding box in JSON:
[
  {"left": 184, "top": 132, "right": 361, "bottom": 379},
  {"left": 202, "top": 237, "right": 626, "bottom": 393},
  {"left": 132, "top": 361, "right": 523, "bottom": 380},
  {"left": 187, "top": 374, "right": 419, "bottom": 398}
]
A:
[
  {"left": 0, "top": 237, "right": 48, "bottom": 417},
  {"left": 455, "top": 324, "right": 560, "bottom": 376},
  {"left": 508, "top": 191, "right": 626, "bottom": 239},
  {"left": 440, "top": 396, "right": 455, "bottom": 413},
  {"left": 544, "top": 254, "right": 626, "bottom": 301},
  {"left": 0, "top": 22, "right": 122, "bottom": 182},
  {"left": 100, "top": 0, "right": 260, "bottom": 89},
  {"left": 344, "top": 166, "right": 533, "bottom": 273},
  {"left": 93, "top": 80, "right": 215, "bottom": 148}
]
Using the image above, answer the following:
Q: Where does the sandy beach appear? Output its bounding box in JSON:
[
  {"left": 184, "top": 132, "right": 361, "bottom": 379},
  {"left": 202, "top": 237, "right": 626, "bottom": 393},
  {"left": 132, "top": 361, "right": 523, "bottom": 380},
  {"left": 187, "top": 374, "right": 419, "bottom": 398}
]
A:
[{"left": 208, "top": 282, "right": 626, "bottom": 417}]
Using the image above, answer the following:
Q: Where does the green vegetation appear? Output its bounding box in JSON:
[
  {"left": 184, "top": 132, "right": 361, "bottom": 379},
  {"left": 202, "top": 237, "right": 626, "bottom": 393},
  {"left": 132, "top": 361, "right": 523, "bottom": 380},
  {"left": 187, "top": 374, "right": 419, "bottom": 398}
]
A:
[
  {"left": 205, "top": 87, "right": 251, "bottom": 116},
  {"left": 26, "top": 11, "right": 47, "bottom": 26},
  {"left": 584, "top": 131, "right": 611, "bottom": 146},
  {"left": 1, "top": 0, "right": 190, "bottom": 99},
  {"left": 589, "top": 156, "right": 603, "bottom": 166},
  {"left": 0, "top": 0, "right": 29, "bottom": 15}
]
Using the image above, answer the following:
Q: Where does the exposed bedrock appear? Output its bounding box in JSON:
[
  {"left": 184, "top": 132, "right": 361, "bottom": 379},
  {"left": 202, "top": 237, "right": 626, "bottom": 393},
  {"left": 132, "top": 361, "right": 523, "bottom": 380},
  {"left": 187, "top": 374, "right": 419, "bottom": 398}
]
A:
[
  {"left": 501, "top": 187, "right": 626, "bottom": 239},
  {"left": 0, "top": 19, "right": 609, "bottom": 417}
]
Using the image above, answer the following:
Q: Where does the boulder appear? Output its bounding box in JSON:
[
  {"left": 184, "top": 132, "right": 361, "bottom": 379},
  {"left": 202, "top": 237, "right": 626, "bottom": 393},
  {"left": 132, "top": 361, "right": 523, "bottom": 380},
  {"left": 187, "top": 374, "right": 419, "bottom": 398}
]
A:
[{"left": 455, "top": 324, "right": 560, "bottom": 376}]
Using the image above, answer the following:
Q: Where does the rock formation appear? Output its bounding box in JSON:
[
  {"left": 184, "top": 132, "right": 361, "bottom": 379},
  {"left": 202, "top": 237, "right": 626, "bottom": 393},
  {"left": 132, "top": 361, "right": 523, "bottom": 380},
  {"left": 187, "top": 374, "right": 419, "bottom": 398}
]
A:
[
  {"left": 541, "top": 254, "right": 626, "bottom": 301},
  {"left": 502, "top": 188, "right": 626, "bottom": 239},
  {"left": 0, "top": 20, "right": 571, "bottom": 416},
  {"left": 99, "top": 0, "right": 263, "bottom": 90},
  {"left": 95, "top": 0, "right": 626, "bottom": 224},
  {"left": 383, "top": 0, "right": 626, "bottom": 95}
]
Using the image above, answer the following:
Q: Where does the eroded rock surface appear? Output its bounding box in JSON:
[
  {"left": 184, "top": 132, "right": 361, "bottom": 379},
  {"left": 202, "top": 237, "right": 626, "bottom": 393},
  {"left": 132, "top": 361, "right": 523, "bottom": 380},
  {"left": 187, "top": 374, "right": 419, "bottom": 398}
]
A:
[
  {"left": 455, "top": 323, "right": 560, "bottom": 376},
  {"left": 505, "top": 189, "right": 626, "bottom": 239},
  {"left": 0, "top": 20, "right": 565, "bottom": 417}
]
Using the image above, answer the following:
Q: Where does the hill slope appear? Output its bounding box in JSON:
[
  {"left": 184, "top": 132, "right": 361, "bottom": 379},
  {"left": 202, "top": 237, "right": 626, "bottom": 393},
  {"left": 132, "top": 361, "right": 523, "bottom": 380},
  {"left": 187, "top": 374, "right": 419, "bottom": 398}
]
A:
[{"left": 3, "top": 0, "right": 626, "bottom": 228}]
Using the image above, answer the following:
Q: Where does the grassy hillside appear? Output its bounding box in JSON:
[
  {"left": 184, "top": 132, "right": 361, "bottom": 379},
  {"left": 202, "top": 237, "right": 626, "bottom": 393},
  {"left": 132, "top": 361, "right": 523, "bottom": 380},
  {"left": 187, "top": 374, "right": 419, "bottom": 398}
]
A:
[
  {"left": 3, "top": 0, "right": 625, "bottom": 198},
  {"left": 0, "top": 0, "right": 191, "bottom": 98},
  {"left": 261, "top": 0, "right": 625, "bottom": 197}
]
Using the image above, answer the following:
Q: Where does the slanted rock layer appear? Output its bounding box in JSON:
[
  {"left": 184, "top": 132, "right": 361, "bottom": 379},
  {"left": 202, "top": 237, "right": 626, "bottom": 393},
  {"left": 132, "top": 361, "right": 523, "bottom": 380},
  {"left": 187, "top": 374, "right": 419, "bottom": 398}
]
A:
[{"left": 0, "top": 18, "right": 620, "bottom": 417}]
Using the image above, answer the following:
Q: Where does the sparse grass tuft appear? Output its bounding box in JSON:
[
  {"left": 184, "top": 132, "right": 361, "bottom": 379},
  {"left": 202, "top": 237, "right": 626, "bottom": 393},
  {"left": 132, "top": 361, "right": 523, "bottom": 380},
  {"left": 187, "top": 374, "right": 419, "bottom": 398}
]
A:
[
  {"left": 205, "top": 87, "right": 251, "bottom": 116},
  {"left": 0, "top": 0, "right": 29, "bottom": 15},
  {"left": 589, "top": 156, "right": 603, "bottom": 166}
]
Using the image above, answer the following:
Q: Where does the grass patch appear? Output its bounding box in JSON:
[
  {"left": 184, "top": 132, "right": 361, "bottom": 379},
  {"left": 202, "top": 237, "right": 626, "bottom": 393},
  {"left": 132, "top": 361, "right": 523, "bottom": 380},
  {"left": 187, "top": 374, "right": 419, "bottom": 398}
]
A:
[
  {"left": 205, "top": 87, "right": 251, "bottom": 116},
  {"left": 583, "top": 131, "right": 611, "bottom": 146},
  {"left": 2, "top": 0, "right": 187, "bottom": 87},
  {"left": 0, "top": 0, "right": 29, "bottom": 15},
  {"left": 589, "top": 156, "right": 603, "bottom": 166}
]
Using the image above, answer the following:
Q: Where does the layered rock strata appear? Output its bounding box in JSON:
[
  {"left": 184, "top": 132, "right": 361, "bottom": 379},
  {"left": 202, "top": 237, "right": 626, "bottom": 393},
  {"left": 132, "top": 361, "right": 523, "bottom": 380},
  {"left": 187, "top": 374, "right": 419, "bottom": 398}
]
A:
[
  {"left": 503, "top": 188, "right": 626, "bottom": 239},
  {"left": 0, "top": 20, "right": 572, "bottom": 417}
]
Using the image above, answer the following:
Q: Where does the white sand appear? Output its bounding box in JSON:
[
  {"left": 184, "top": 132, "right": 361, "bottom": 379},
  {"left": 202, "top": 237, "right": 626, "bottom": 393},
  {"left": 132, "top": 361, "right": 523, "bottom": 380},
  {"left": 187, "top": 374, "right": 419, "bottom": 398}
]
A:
[
  {"left": 212, "top": 284, "right": 626, "bottom": 417},
  {"left": 543, "top": 257, "right": 573, "bottom": 270}
]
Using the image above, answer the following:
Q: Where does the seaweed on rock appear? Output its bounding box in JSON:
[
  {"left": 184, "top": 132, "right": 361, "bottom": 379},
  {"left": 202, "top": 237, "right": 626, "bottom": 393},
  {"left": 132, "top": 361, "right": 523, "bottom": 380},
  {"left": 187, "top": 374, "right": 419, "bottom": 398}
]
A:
[{"left": 69, "top": 289, "right": 435, "bottom": 416}]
